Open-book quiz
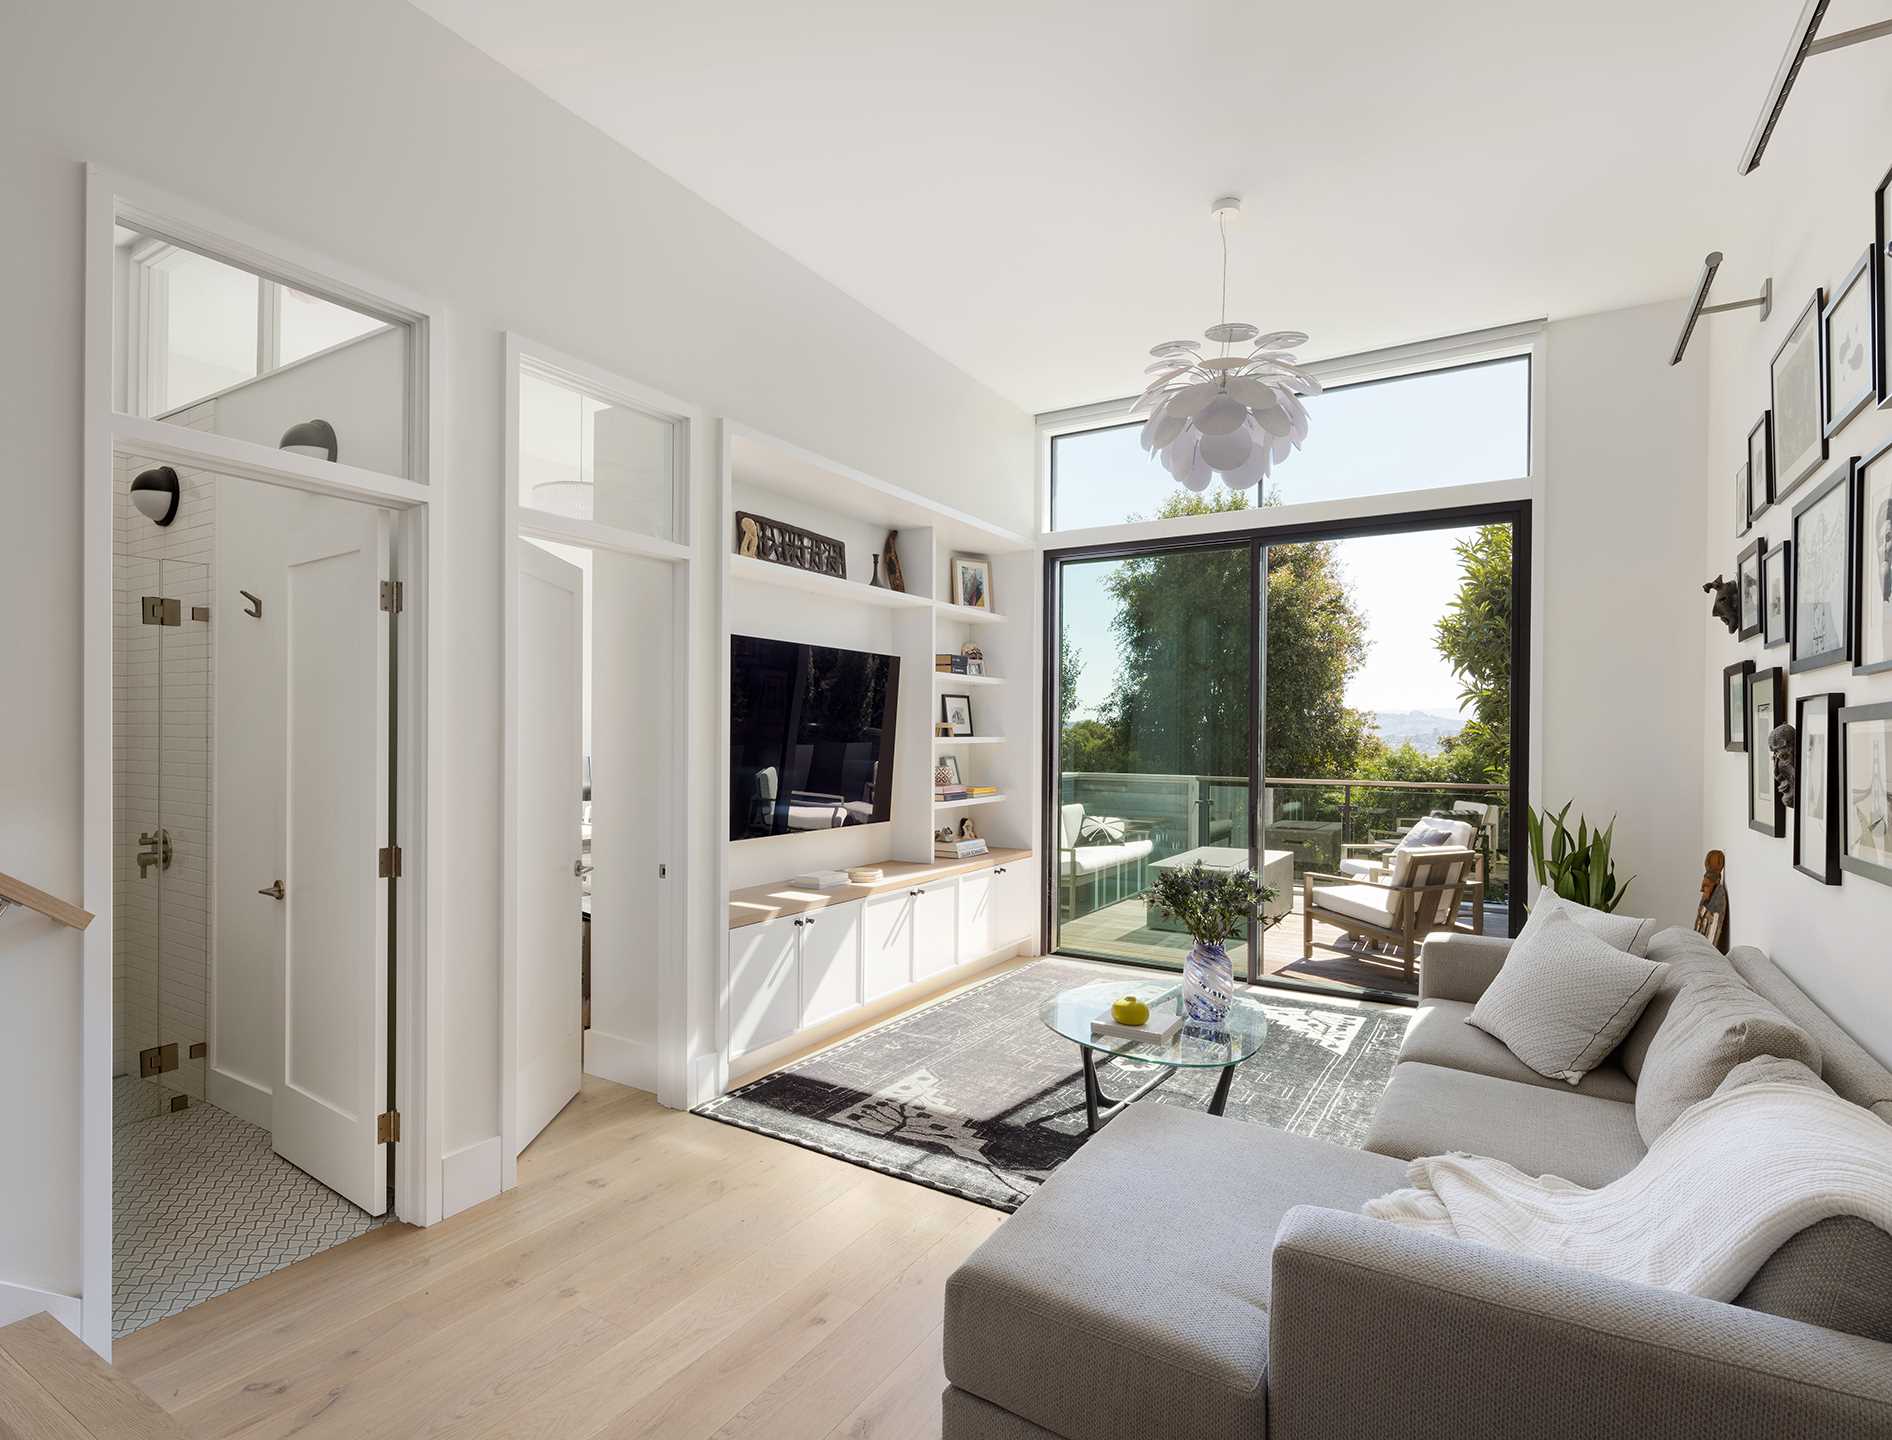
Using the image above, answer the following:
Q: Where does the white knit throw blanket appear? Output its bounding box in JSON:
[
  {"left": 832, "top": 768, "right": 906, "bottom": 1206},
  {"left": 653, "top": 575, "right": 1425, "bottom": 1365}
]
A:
[{"left": 1363, "top": 1081, "right": 1892, "bottom": 1301}]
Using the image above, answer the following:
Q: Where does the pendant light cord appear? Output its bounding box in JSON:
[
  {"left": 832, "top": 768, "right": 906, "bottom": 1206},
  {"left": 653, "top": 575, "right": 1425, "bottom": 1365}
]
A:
[{"left": 1218, "top": 211, "right": 1230, "bottom": 349}]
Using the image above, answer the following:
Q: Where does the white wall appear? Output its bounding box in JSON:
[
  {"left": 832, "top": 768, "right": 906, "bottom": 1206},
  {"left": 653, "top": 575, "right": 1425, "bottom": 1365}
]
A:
[
  {"left": 1542, "top": 303, "right": 1709, "bottom": 932},
  {"left": 1700, "top": 48, "right": 1892, "bottom": 1064},
  {"left": 0, "top": 0, "right": 1031, "bottom": 1310}
]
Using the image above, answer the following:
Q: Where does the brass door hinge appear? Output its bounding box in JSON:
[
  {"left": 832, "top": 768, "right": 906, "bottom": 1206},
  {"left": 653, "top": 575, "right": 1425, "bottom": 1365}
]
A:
[
  {"left": 379, "top": 579, "right": 404, "bottom": 613},
  {"left": 378, "top": 845, "right": 403, "bottom": 878},
  {"left": 376, "top": 1110, "right": 401, "bottom": 1144}
]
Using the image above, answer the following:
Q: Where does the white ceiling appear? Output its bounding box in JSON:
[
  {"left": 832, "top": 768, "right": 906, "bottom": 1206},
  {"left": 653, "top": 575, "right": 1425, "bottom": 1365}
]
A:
[{"left": 411, "top": 0, "right": 1836, "bottom": 414}]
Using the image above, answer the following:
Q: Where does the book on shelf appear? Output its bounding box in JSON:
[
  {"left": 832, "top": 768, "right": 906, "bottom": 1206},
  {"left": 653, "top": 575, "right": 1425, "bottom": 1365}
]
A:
[
  {"left": 964, "top": 785, "right": 999, "bottom": 796},
  {"left": 934, "top": 786, "right": 970, "bottom": 801},
  {"left": 935, "top": 655, "right": 968, "bottom": 673},
  {"left": 936, "top": 838, "right": 989, "bottom": 859}
]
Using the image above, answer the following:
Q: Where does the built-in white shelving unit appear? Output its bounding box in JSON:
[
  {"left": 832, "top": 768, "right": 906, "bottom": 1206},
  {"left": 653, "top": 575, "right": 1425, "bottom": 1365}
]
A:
[
  {"left": 936, "top": 672, "right": 1005, "bottom": 687},
  {"left": 730, "top": 552, "right": 931, "bottom": 610},
  {"left": 934, "top": 734, "right": 1005, "bottom": 745},
  {"left": 933, "top": 793, "right": 1008, "bottom": 809}
]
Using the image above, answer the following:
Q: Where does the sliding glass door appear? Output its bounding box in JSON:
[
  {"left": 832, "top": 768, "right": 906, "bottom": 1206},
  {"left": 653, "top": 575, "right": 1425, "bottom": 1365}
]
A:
[{"left": 1047, "top": 506, "right": 1527, "bottom": 1003}]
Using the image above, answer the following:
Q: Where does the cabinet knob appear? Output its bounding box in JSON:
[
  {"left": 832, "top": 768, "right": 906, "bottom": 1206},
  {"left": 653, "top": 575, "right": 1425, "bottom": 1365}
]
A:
[{"left": 793, "top": 918, "right": 804, "bottom": 927}]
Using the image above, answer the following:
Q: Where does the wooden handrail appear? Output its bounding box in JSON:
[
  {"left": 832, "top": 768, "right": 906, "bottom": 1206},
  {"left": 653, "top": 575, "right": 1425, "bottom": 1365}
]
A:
[{"left": 0, "top": 870, "right": 93, "bottom": 930}]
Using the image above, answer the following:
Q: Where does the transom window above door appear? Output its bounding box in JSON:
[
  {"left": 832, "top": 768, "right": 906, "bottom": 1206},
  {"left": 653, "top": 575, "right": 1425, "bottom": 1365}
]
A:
[{"left": 516, "top": 358, "right": 687, "bottom": 546}]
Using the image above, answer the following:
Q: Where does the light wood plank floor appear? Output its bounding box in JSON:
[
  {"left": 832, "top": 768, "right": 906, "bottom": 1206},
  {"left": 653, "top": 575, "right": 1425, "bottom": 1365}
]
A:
[{"left": 113, "top": 1076, "right": 1001, "bottom": 1440}]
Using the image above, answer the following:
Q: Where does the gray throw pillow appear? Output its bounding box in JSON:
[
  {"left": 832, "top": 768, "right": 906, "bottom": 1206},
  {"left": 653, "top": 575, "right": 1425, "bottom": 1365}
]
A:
[
  {"left": 1633, "top": 972, "right": 1823, "bottom": 1144},
  {"left": 1466, "top": 910, "right": 1669, "bottom": 1085},
  {"left": 1613, "top": 927, "right": 1734, "bottom": 1081},
  {"left": 1514, "top": 892, "right": 1658, "bottom": 958}
]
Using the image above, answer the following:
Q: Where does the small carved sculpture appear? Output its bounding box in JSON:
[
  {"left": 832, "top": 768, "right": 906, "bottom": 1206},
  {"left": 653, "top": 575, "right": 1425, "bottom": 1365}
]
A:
[
  {"left": 1769, "top": 722, "right": 1797, "bottom": 809},
  {"left": 1704, "top": 575, "right": 1740, "bottom": 634},
  {"left": 882, "top": 531, "right": 906, "bottom": 593},
  {"left": 738, "top": 515, "right": 760, "bottom": 558},
  {"left": 1694, "top": 850, "right": 1729, "bottom": 953},
  {"left": 958, "top": 816, "right": 980, "bottom": 841}
]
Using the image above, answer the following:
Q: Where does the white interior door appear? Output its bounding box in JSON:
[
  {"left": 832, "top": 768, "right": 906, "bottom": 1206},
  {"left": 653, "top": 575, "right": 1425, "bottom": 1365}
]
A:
[
  {"left": 516, "top": 539, "right": 585, "bottom": 1153},
  {"left": 275, "top": 503, "right": 392, "bottom": 1216}
]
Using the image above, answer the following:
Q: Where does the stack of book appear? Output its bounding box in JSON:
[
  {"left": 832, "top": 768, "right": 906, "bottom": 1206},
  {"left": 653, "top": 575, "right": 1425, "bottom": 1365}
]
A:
[
  {"left": 936, "top": 836, "right": 989, "bottom": 860},
  {"left": 934, "top": 653, "right": 969, "bottom": 674},
  {"left": 964, "top": 784, "right": 999, "bottom": 798},
  {"left": 934, "top": 784, "right": 970, "bottom": 802}
]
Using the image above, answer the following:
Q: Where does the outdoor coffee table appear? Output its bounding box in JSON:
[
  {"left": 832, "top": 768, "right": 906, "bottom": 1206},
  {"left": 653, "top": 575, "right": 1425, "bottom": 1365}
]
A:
[
  {"left": 1148, "top": 846, "right": 1295, "bottom": 928},
  {"left": 1040, "top": 979, "right": 1270, "bottom": 1133}
]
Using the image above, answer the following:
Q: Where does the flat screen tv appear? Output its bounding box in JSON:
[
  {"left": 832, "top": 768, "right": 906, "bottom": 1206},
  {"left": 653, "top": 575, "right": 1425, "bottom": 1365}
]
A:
[{"left": 730, "top": 635, "right": 900, "bottom": 841}]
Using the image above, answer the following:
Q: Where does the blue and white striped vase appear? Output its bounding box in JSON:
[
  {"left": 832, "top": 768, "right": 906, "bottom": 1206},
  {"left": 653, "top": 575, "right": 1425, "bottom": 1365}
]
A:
[{"left": 1183, "top": 940, "right": 1233, "bottom": 1026}]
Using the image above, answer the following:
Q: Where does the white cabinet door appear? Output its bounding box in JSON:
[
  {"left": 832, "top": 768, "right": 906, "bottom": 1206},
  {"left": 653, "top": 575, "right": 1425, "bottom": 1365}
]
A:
[
  {"left": 799, "top": 901, "right": 863, "bottom": 1027},
  {"left": 728, "top": 916, "right": 799, "bottom": 1056},
  {"left": 992, "top": 861, "right": 1037, "bottom": 951},
  {"left": 862, "top": 890, "right": 914, "bottom": 1002},
  {"left": 956, "top": 871, "right": 995, "bottom": 966},
  {"left": 911, "top": 881, "right": 958, "bottom": 981}
]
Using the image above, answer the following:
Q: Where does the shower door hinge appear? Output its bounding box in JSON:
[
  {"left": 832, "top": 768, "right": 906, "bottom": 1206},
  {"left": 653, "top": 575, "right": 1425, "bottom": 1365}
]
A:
[
  {"left": 378, "top": 845, "right": 403, "bottom": 878},
  {"left": 379, "top": 580, "right": 404, "bottom": 614},
  {"left": 376, "top": 1110, "right": 401, "bottom": 1144},
  {"left": 139, "top": 1042, "right": 179, "bottom": 1077},
  {"left": 141, "top": 596, "right": 181, "bottom": 626}
]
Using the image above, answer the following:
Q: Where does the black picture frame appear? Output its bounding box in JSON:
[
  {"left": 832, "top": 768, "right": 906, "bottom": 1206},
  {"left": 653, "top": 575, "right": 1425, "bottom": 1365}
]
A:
[
  {"left": 1795, "top": 692, "right": 1844, "bottom": 885},
  {"left": 1736, "top": 461, "right": 1751, "bottom": 539},
  {"left": 1838, "top": 700, "right": 1892, "bottom": 887},
  {"left": 1822, "top": 247, "right": 1876, "bottom": 439},
  {"left": 1747, "top": 412, "right": 1774, "bottom": 521},
  {"left": 1771, "top": 290, "right": 1828, "bottom": 502},
  {"left": 1762, "top": 539, "right": 1792, "bottom": 649},
  {"left": 1737, "top": 536, "right": 1766, "bottom": 640},
  {"left": 940, "top": 693, "right": 974, "bottom": 737},
  {"left": 1875, "top": 161, "right": 1890, "bottom": 411},
  {"left": 1748, "top": 666, "right": 1786, "bottom": 837},
  {"left": 1855, "top": 438, "right": 1892, "bottom": 676},
  {"left": 1789, "top": 459, "right": 1856, "bottom": 674},
  {"left": 1723, "top": 659, "right": 1754, "bottom": 752}
]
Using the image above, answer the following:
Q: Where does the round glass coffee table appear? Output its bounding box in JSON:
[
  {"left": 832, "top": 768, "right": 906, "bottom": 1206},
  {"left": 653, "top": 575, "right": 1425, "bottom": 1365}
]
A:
[{"left": 1040, "top": 979, "right": 1270, "bottom": 1132}]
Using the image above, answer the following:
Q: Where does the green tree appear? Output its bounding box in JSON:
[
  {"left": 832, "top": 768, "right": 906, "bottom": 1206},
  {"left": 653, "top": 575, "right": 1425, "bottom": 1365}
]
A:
[
  {"left": 1087, "top": 489, "right": 1373, "bottom": 781},
  {"left": 1062, "top": 718, "right": 1127, "bottom": 774},
  {"left": 1433, "top": 524, "right": 1513, "bottom": 782}
]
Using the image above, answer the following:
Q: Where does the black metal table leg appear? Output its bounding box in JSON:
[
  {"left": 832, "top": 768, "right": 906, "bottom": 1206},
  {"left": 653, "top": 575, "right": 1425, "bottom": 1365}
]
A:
[
  {"left": 1079, "top": 1046, "right": 1177, "bottom": 1132},
  {"left": 1207, "top": 1060, "right": 1237, "bottom": 1117}
]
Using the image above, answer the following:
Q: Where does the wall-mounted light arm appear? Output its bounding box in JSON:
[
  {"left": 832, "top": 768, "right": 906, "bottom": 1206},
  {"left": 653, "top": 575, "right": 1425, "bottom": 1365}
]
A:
[
  {"left": 1739, "top": 0, "right": 1892, "bottom": 175},
  {"left": 1670, "top": 253, "right": 1772, "bottom": 366}
]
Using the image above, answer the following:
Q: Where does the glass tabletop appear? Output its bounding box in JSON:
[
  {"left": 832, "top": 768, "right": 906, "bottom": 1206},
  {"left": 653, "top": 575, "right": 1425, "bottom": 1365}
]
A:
[{"left": 1039, "top": 980, "right": 1269, "bottom": 1070}]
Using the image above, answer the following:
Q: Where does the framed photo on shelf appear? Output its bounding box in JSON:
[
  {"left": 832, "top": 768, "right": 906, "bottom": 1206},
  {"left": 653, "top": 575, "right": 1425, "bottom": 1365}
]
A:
[
  {"left": 1763, "top": 540, "right": 1792, "bottom": 649},
  {"left": 1875, "top": 162, "right": 1891, "bottom": 409},
  {"left": 941, "top": 693, "right": 974, "bottom": 736},
  {"left": 949, "top": 555, "right": 992, "bottom": 610},
  {"left": 1822, "top": 248, "right": 1875, "bottom": 438},
  {"left": 1747, "top": 412, "right": 1773, "bottom": 521},
  {"left": 1795, "top": 692, "right": 1844, "bottom": 885},
  {"left": 1749, "top": 666, "right": 1786, "bottom": 837},
  {"left": 1789, "top": 459, "right": 1855, "bottom": 673},
  {"left": 1723, "top": 659, "right": 1754, "bottom": 752},
  {"left": 1839, "top": 700, "right": 1892, "bottom": 886},
  {"left": 934, "top": 754, "right": 962, "bottom": 788},
  {"left": 1771, "top": 290, "right": 1828, "bottom": 502},
  {"left": 1856, "top": 440, "right": 1892, "bottom": 675},
  {"left": 1737, "top": 537, "right": 1765, "bottom": 639}
]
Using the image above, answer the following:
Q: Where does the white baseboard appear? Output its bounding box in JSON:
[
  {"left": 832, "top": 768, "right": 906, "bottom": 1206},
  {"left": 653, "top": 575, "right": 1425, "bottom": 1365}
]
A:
[
  {"left": 584, "top": 1028, "right": 656, "bottom": 1092},
  {"left": 0, "top": 1280, "right": 82, "bottom": 1335},
  {"left": 208, "top": 1065, "right": 272, "bottom": 1130},
  {"left": 440, "top": 1136, "right": 502, "bottom": 1219}
]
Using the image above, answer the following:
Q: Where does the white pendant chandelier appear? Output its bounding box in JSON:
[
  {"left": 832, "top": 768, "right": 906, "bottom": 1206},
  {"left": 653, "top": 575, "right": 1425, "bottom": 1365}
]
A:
[{"left": 1133, "top": 196, "right": 1321, "bottom": 493}]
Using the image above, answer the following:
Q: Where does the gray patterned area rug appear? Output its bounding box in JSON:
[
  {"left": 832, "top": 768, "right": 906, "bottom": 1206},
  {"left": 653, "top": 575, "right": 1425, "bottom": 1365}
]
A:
[{"left": 695, "top": 959, "right": 1412, "bottom": 1212}]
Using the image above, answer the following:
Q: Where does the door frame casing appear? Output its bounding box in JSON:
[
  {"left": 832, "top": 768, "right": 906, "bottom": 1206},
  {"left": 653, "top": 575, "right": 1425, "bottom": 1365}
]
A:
[
  {"left": 500, "top": 332, "right": 697, "bottom": 1192},
  {"left": 1040, "top": 495, "right": 1535, "bottom": 1001},
  {"left": 82, "top": 164, "right": 449, "bottom": 1356}
]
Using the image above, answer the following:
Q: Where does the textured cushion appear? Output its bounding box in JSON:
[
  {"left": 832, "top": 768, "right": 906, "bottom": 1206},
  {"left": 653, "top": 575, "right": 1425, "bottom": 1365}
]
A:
[
  {"left": 1415, "top": 932, "right": 1515, "bottom": 1005},
  {"left": 1515, "top": 892, "right": 1659, "bottom": 957},
  {"left": 1402, "top": 997, "right": 1637, "bottom": 1103},
  {"left": 1634, "top": 972, "right": 1823, "bottom": 1144},
  {"left": 943, "top": 1102, "right": 1405, "bottom": 1440},
  {"left": 1729, "top": 946, "right": 1892, "bottom": 1125},
  {"left": 1365, "top": 1061, "right": 1646, "bottom": 1187},
  {"left": 1310, "top": 880, "right": 1399, "bottom": 929},
  {"left": 1466, "top": 911, "right": 1667, "bottom": 1084},
  {"left": 1614, "top": 926, "right": 1734, "bottom": 1081}
]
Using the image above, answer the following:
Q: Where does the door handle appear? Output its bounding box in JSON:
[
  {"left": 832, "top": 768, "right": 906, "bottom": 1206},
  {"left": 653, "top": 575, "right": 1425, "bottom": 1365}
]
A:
[
  {"left": 258, "top": 880, "right": 285, "bottom": 900},
  {"left": 574, "top": 859, "right": 593, "bottom": 878}
]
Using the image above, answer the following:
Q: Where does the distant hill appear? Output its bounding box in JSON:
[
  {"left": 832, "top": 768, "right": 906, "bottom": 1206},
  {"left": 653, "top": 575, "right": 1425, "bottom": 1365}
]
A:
[{"left": 1371, "top": 708, "right": 1466, "bottom": 756}]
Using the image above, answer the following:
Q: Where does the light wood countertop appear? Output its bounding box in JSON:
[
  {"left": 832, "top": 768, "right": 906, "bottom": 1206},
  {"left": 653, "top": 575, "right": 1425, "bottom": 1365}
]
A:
[{"left": 728, "top": 848, "right": 1032, "bottom": 929}]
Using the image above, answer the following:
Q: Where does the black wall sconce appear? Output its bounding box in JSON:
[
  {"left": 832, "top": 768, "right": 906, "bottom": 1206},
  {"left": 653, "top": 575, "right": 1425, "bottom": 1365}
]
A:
[
  {"left": 129, "top": 465, "right": 180, "bottom": 527},
  {"left": 279, "top": 418, "right": 339, "bottom": 463}
]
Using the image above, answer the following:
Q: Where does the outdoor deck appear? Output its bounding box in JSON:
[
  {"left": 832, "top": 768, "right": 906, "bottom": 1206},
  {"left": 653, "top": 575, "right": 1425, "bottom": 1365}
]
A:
[{"left": 1057, "top": 894, "right": 1510, "bottom": 999}]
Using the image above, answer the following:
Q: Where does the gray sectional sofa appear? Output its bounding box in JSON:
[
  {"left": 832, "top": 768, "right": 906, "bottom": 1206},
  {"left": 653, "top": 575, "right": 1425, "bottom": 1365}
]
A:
[{"left": 941, "top": 928, "right": 1892, "bottom": 1439}]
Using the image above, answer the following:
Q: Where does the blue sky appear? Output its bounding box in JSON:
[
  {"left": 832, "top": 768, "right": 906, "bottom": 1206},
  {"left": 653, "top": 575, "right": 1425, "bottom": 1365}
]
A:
[{"left": 1057, "top": 359, "right": 1528, "bottom": 722}]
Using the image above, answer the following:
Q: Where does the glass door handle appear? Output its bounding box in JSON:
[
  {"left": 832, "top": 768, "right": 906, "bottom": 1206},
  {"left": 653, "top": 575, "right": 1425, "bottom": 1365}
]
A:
[{"left": 258, "top": 880, "right": 285, "bottom": 900}]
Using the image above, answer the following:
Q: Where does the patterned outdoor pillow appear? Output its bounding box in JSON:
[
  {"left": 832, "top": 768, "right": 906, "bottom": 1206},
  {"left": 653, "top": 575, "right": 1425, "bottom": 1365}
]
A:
[
  {"left": 1076, "top": 815, "right": 1126, "bottom": 846},
  {"left": 1467, "top": 911, "right": 1669, "bottom": 1084},
  {"left": 1401, "top": 825, "right": 1454, "bottom": 849}
]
